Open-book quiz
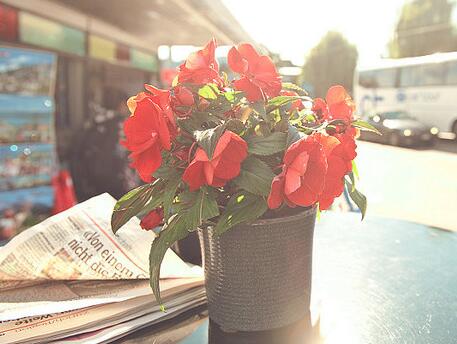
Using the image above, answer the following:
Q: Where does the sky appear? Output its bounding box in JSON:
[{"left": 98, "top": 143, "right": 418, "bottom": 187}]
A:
[{"left": 221, "top": 0, "right": 406, "bottom": 66}]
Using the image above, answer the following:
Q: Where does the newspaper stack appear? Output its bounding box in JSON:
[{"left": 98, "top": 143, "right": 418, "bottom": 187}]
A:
[{"left": 0, "top": 194, "right": 206, "bottom": 344}]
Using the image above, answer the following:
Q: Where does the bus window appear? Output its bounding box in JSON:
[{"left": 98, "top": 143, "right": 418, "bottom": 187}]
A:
[
  {"left": 445, "top": 61, "right": 457, "bottom": 85},
  {"left": 373, "top": 69, "right": 397, "bottom": 88},
  {"left": 400, "top": 66, "right": 420, "bottom": 87},
  {"left": 418, "top": 64, "right": 445, "bottom": 86},
  {"left": 359, "top": 69, "right": 397, "bottom": 88},
  {"left": 359, "top": 70, "right": 376, "bottom": 88}
]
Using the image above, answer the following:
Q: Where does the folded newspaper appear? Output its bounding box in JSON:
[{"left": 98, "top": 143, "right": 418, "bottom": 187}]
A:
[{"left": 0, "top": 193, "right": 206, "bottom": 344}]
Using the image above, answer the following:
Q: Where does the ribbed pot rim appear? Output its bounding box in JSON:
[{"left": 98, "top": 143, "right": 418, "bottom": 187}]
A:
[{"left": 246, "top": 205, "right": 316, "bottom": 227}]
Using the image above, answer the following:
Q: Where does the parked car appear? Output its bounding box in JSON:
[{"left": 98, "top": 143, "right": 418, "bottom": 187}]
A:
[{"left": 360, "top": 111, "right": 439, "bottom": 147}]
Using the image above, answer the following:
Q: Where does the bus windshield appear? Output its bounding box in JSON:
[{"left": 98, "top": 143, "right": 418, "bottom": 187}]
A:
[{"left": 381, "top": 111, "right": 415, "bottom": 120}]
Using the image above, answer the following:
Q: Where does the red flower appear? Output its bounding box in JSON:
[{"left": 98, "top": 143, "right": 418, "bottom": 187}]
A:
[
  {"left": 326, "top": 85, "right": 355, "bottom": 122},
  {"left": 267, "top": 134, "right": 339, "bottom": 209},
  {"left": 140, "top": 208, "right": 164, "bottom": 230},
  {"left": 318, "top": 131, "right": 357, "bottom": 210},
  {"left": 312, "top": 86, "right": 355, "bottom": 124},
  {"left": 171, "top": 85, "right": 195, "bottom": 118},
  {"left": 183, "top": 131, "right": 248, "bottom": 191},
  {"left": 177, "top": 39, "right": 222, "bottom": 85},
  {"left": 122, "top": 86, "right": 176, "bottom": 182},
  {"left": 228, "top": 43, "right": 281, "bottom": 102},
  {"left": 312, "top": 98, "right": 330, "bottom": 121},
  {"left": 280, "top": 90, "right": 304, "bottom": 112}
]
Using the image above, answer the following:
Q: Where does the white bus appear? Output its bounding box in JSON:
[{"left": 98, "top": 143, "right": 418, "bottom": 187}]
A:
[{"left": 354, "top": 52, "right": 457, "bottom": 137}]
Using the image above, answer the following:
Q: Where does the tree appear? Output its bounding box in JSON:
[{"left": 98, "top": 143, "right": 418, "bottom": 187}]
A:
[
  {"left": 389, "top": 0, "right": 457, "bottom": 58},
  {"left": 299, "top": 31, "right": 358, "bottom": 98}
]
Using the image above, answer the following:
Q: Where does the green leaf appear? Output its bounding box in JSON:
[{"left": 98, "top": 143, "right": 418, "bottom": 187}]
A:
[
  {"left": 247, "top": 132, "right": 287, "bottom": 156},
  {"left": 194, "top": 124, "right": 226, "bottom": 159},
  {"left": 266, "top": 95, "right": 310, "bottom": 113},
  {"left": 177, "top": 111, "right": 222, "bottom": 133},
  {"left": 352, "top": 160, "right": 360, "bottom": 179},
  {"left": 225, "top": 118, "right": 245, "bottom": 134},
  {"left": 347, "top": 172, "right": 356, "bottom": 191},
  {"left": 352, "top": 120, "right": 382, "bottom": 135},
  {"left": 233, "top": 156, "right": 275, "bottom": 196},
  {"left": 112, "top": 182, "right": 158, "bottom": 234},
  {"left": 154, "top": 164, "right": 176, "bottom": 179},
  {"left": 281, "top": 82, "right": 308, "bottom": 96},
  {"left": 254, "top": 121, "right": 271, "bottom": 136},
  {"left": 198, "top": 84, "right": 219, "bottom": 100},
  {"left": 345, "top": 180, "right": 367, "bottom": 220},
  {"left": 251, "top": 101, "right": 267, "bottom": 120},
  {"left": 162, "top": 176, "right": 182, "bottom": 221},
  {"left": 214, "top": 192, "right": 268, "bottom": 236},
  {"left": 149, "top": 188, "right": 219, "bottom": 306},
  {"left": 223, "top": 90, "right": 243, "bottom": 103}
]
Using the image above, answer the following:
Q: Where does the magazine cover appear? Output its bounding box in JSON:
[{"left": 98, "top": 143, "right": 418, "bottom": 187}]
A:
[{"left": 0, "top": 46, "right": 57, "bottom": 241}]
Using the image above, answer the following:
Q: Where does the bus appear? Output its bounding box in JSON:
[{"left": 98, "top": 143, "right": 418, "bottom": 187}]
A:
[{"left": 354, "top": 52, "right": 457, "bottom": 137}]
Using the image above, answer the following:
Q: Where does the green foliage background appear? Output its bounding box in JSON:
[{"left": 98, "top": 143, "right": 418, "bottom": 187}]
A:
[{"left": 298, "top": 31, "right": 358, "bottom": 98}]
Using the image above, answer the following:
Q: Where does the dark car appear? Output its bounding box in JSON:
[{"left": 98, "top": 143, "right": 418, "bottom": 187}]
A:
[{"left": 360, "top": 111, "right": 439, "bottom": 147}]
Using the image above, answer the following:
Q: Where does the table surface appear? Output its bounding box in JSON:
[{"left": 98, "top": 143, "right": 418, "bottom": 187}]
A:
[{"left": 117, "top": 212, "right": 457, "bottom": 344}]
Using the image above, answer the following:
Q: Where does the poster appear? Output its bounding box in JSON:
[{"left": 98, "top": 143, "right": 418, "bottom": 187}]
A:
[{"left": 0, "top": 46, "right": 56, "bottom": 241}]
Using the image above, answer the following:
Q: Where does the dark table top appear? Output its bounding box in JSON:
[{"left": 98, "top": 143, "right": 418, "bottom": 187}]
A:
[{"left": 117, "top": 212, "right": 457, "bottom": 344}]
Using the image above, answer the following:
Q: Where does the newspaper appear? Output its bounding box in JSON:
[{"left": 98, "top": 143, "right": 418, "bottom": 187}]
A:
[
  {"left": 50, "top": 297, "right": 206, "bottom": 344},
  {"left": 0, "top": 193, "right": 200, "bottom": 286},
  {"left": 0, "top": 194, "right": 205, "bottom": 343},
  {"left": 0, "top": 281, "right": 206, "bottom": 344}
]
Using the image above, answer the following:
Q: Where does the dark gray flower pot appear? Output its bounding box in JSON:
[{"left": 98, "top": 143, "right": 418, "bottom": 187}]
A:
[{"left": 198, "top": 206, "right": 316, "bottom": 332}]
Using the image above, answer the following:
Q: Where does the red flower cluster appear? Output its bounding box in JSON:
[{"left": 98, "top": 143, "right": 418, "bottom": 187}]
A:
[
  {"left": 114, "top": 38, "right": 369, "bottom": 308},
  {"left": 228, "top": 43, "right": 282, "bottom": 102},
  {"left": 183, "top": 131, "right": 248, "bottom": 190},
  {"left": 120, "top": 38, "right": 363, "bottom": 220}
]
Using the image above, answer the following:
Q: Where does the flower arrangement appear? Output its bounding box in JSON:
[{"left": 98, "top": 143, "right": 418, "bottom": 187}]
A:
[{"left": 111, "top": 39, "right": 378, "bottom": 306}]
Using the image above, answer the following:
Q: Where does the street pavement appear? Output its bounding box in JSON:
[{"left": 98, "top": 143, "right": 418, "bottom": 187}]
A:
[{"left": 354, "top": 140, "right": 457, "bottom": 231}]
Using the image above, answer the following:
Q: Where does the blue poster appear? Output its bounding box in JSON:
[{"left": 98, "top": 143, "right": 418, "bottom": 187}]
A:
[{"left": 0, "top": 47, "right": 56, "bottom": 240}]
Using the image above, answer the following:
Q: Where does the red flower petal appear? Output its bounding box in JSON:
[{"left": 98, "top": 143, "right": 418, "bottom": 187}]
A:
[
  {"left": 129, "top": 143, "right": 162, "bottom": 183},
  {"left": 233, "top": 77, "right": 264, "bottom": 102},
  {"left": 286, "top": 183, "right": 317, "bottom": 207},
  {"left": 288, "top": 151, "right": 309, "bottom": 176},
  {"left": 326, "top": 85, "right": 348, "bottom": 106},
  {"left": 183, "top": 159, "right": 206, "bottom": 191},
  {"left": 237, "top": 43, "right": 260, "bottom": 62},
  {"left": 312, "top": 98, "right": 330, "bottom": 120},
  {"left": 213, "top": 154, "right": 243, "bottom": 180},
  {"left": 177, "top": 39, "right": 221, "bottom": 85},
  {"left": 315, "top": 133, "right": 341, "bottom": 158},
  {"left": 203, "top": 159, "right": 215, "bottom": 185},
  {"left": 140, "top": 208, "right": 164, "bottom": 230},
  {"left": 267, "top": 173, "right": 285, "bottom": 209},
  {"left": 213, "top": 131, "right": 248, "bottom": 162},
  {"left": 283, "top": 138, "right": 311, "bottom": 166},
  {"left": 210, "top": 175, "right": 226, "bottom": 188},
  {"left": 228, "top": 46, "right": 248, "bottom": 74},
  {"left": 284, "top": 168, "right": 302, "bottom": 196}
]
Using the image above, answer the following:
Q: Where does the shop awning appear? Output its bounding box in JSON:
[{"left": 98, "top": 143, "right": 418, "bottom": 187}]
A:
[{"left": 50, "top": 0, "right": 254, "bottom": 48}]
